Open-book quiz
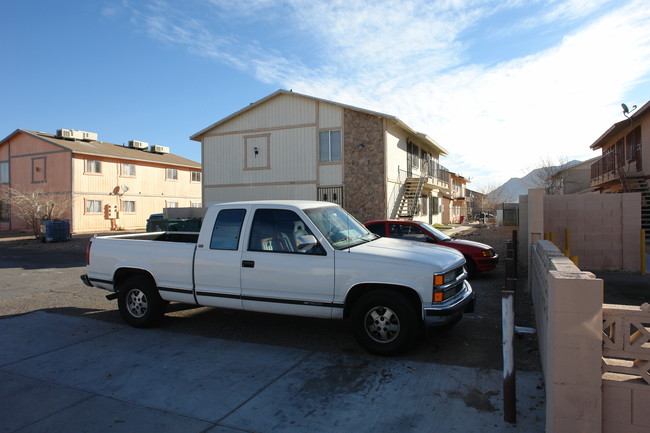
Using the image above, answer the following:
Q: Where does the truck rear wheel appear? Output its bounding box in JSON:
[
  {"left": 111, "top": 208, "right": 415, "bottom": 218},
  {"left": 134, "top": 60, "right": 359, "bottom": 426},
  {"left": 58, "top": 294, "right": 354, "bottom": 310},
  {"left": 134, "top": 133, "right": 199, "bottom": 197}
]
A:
[
  {"left": 351, "top": 290, "right": 419, "bottom": 355},
  {"left": 117, "top": 276, "right": 165, "bottom": 328}
]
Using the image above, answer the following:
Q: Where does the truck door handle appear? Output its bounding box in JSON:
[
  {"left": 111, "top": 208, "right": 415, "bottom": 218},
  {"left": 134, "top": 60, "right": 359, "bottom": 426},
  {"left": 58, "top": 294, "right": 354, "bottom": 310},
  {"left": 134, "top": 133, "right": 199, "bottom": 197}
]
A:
[{"left": 242, "top": 260, "right": 255, "bottom": 268}]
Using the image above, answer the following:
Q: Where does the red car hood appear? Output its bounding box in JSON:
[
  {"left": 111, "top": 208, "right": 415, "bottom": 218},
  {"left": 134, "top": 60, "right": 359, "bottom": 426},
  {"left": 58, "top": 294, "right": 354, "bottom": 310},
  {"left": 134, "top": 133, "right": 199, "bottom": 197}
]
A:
[{"left": 440, "top": 238, "right": 493, "bottom": 252}]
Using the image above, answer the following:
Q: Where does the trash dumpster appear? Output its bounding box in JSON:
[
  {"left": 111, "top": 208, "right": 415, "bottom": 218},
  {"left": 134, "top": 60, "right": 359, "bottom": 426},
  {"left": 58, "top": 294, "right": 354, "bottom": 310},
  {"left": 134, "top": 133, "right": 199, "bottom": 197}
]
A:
[{"left": 40, "top": 219, "right": 71, "bottom": 243}]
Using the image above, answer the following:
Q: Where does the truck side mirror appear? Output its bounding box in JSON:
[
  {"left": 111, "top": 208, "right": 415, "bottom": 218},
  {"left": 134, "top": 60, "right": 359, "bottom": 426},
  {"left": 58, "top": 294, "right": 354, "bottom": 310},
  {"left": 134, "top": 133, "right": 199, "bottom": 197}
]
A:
[{"left": 296, "top": 235, "right": 318, "bottom": 252}]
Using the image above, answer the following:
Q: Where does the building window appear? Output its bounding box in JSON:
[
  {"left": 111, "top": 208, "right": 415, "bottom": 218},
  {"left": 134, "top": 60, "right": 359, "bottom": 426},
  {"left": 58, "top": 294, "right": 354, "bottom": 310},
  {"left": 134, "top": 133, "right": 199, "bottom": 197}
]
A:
[
  {"left": 166, "top": 168, "right": 178, "bottom": 180},
  {"left": 85, "top": 200, "right": 102, "bottom": 214},
  {"left": 167, "top": 201, "right": 178, "bottom": 208},
  {"left": 32, "top": 157, "right": 46, "bottom": 183},
  {"left": 407, "top": 141, "right": 420, "bottom": 169},
  {"left": 0, "top": 201, "right": 9, "bottom": 221},
  {"left": 122, "top": 163, "right": 136, "bottom": 177},
  {"left": 244, "top": 134, "right": 271, "bottom": 170},
  {"left": 319, "top": 130, "right": 342, "bottom": 162},
  {"left": 191, "top": 201, "right": 202, "bottom": 208},
  {"left": 122, "top": 200, "right": 136, "bottom": 213},
  {"left": 0, "top": 161, "right": 8, "bottom": 184},
  {"left": 191, "top": 171, "right": 201, "bottom": 182},
  {"left": 626, "top": 126, "right": 641, "bottom": 162},
  {"left": 85, "top": 160, "right": 102, "bottom": 174}
]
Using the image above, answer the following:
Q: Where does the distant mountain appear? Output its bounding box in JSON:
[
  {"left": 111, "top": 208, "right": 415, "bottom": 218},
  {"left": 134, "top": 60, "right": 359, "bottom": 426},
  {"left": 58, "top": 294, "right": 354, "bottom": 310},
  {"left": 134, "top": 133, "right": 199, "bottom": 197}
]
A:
[{"left": 489, "top": 160, "right": 581, "bottom": 202}]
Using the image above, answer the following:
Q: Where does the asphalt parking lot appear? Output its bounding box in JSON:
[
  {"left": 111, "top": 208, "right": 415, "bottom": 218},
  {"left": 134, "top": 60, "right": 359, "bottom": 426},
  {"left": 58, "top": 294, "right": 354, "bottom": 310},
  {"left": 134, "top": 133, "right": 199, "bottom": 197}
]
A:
[{"left": 0, "top": 228, "right": 546, "bottom": 432}]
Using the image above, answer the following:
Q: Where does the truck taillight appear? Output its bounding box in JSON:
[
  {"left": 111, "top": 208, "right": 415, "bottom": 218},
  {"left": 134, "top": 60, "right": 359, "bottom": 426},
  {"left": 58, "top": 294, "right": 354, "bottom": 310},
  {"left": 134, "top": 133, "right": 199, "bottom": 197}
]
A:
[{"left": 85, "top": 239, "right": 92, "bottom": 265}]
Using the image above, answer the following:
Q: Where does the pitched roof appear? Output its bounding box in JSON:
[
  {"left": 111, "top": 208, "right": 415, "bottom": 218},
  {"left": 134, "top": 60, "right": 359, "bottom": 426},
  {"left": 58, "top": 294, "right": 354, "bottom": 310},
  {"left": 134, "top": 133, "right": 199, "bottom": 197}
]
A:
[
  {"left": 2, "top": 129, "right": 201, "bottom": 169},
  {"left": 590, "top": 100, "right": 650, "bottom": 150},
  {"left": 190, "top": 89, "right": 448, "bottom": 156}
]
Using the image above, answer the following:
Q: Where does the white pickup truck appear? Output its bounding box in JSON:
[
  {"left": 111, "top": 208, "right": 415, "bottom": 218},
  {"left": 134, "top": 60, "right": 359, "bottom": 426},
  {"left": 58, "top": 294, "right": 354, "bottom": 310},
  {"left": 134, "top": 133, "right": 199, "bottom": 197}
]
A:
[{"left": 81, "top": 200, "right": 474, "bottom": 355}]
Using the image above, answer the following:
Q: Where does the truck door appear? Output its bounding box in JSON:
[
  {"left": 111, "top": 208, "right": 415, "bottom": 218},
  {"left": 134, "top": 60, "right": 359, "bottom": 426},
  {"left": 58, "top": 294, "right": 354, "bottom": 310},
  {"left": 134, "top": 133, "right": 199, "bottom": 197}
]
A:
[
  {"left": 240, "top": 208, "right": 335, "bottom": 318},
  {"left": 193, "top": 208, "right": 246, "bottom": 309}
]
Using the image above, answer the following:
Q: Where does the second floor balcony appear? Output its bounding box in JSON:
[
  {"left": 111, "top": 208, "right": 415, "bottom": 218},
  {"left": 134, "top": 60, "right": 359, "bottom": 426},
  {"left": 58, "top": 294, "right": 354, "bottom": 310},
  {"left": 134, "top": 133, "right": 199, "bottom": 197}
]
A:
[{"left": 590, "top": 150, "right": 643, "bottom": 188}]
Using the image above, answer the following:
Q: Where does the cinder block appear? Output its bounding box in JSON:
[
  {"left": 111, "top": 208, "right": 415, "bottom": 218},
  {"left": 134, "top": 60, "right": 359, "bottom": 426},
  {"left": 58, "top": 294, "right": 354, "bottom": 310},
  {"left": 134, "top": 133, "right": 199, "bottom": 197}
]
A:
[
  {"left": 551, "top": 383, "right": 602, "bottom": 422},
  {"left": 585, "top": 200, "right": 604, "bottom": 211},
  {"left": 632, "top": 388, "right": 650, "bottom": 427},
  {"left": 567, "top": 195, "right": 586, "bottom": 210},
  {"left": 552, "top": 418, "right": 601, "bottom": 433},
  {"left": 585, "top": 233, "right": 602, "bottom": 243},
  {"left": 603, "top": 382, "right": 632, "bottom": 424},
  {"left": 603, "top": 199, "right": 620, "bottom": 211},
  {"left": 552, "top": 281, "right": 603, "bottom": 315},
  {"left": 551, "top": 346, "right": 602, "bottom": 387}
]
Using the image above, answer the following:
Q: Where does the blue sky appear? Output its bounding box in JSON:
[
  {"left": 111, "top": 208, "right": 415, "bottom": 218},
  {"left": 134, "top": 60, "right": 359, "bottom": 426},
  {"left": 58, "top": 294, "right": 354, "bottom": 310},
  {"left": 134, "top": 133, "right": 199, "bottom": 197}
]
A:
[{"left": 2, "top": 0, "right": 650, "bottom": 188}]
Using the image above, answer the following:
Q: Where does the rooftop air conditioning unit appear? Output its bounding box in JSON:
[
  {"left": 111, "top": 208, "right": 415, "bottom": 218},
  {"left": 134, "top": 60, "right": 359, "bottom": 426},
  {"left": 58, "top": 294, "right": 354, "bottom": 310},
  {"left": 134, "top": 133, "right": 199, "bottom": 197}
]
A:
[
  {"left": 57, "top": 129, "right": 74, "bottom": 139},
  {"left": 129, "top": 140, "right": 149, "bottom": 149},
  {"left": 150, "top": 145, "right": 170, "bottom": 154},
  {"left": 81, "top": 131, "right": 98, "bottom": 141}
]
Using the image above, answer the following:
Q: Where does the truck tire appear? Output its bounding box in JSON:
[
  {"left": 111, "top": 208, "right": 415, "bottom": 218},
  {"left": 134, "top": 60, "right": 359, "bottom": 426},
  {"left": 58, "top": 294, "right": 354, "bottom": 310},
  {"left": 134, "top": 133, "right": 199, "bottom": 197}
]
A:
[
  {"left": 351, "top": 290, "right": 419, "bottom": 355},
  {"left": 117, "top": 276, "right": 165, "bottom": 328}
]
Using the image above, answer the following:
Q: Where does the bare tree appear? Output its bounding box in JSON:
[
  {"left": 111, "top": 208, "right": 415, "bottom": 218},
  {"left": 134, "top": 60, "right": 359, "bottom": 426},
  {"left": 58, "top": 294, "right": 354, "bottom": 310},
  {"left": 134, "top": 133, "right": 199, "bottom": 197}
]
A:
[
  {"left": 466, "top": 183, "right": 503, "bottom": 222},
  {"left": 0, "top": 186, "right": 71, "bottom": 238},
  {"left": 530, "top": 156, "right": 571, "bottom": 195}
]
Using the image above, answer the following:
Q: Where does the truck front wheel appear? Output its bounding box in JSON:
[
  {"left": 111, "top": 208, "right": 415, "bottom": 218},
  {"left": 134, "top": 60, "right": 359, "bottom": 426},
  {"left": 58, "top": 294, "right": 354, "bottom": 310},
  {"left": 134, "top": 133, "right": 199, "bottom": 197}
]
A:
[
  {"left": 351, "top": 290, "right": 419, "bottom": 355},
  {"left": 117, "top": 276, "right": 165, "bottom": 328}
]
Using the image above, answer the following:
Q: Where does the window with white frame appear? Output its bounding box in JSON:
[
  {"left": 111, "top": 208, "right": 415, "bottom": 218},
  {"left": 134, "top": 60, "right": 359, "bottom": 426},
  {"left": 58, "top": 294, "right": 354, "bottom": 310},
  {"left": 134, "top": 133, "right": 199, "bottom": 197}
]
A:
[
  {"left": 166, "top": 168, "right": 178, "bottom": 180},
  {"left": 85, "top": 200, "right": 102, "bottom": 213},
  {"left": 191, "top": 171, "right": 201, "bottom": 182},
  {"left": 122, "top": 200, "right": 135, "bottom": 213},
  {"left": 191, "top": 201, "right": 202, "bottom": 208},
  {"left": 122, "top": 163, "right": 136, "bottom": 177},
  {"left": 167, "top": 201, "right": 178, "bottom": 208},
  {"left": 0, "top": 161, "right": 8, "bottom": 184},
  {"left": 319, "top": 130, "right": 342, "bottom": 162},
  {"left": 85, "top": 160, "right": 102, "bottom": 174}
]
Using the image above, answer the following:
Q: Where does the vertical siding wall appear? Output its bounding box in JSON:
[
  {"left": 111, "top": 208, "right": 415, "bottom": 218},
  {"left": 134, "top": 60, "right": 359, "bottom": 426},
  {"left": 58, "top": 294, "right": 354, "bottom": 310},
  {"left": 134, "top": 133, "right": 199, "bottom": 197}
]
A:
[
  {"left": 201, "top": 94, "right": 343, "bottom": 204},
  {"left": 543, "top": 193, "right": 641, "bottom": 271}
]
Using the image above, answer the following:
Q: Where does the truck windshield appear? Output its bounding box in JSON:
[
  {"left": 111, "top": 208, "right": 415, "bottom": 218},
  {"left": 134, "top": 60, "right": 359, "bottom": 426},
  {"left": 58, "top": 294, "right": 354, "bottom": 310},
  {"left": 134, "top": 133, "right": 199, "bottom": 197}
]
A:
[{"left": 304, "top": 206, "right": 377, "bottom": 250}]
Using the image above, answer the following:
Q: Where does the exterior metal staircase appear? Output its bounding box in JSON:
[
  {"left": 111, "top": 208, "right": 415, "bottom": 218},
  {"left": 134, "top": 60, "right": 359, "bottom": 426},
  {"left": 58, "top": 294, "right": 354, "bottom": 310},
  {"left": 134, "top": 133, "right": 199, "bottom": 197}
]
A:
[
  {"left": 619, "top": 169, "right": 650, "bottom": 231},
  {"left": 397, "top": 176, "right": 426, "bottom": 219}
]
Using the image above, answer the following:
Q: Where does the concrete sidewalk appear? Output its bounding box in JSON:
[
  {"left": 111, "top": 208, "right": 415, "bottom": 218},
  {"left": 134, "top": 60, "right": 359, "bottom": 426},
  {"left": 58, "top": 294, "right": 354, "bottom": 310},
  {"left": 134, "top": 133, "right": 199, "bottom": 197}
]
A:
[{"left": 1, "top": 311, "right": 545, "bottom": 433}]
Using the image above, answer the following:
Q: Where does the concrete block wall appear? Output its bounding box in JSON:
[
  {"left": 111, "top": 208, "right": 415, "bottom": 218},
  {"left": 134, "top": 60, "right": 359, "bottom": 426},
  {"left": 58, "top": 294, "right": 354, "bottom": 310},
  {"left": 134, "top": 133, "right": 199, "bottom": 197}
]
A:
[
  {"left": 542, "top": 192, "right": 642, "bottom": 272},
  {"left": 530, "top": 240, "right": 604, "bottom": 433}
]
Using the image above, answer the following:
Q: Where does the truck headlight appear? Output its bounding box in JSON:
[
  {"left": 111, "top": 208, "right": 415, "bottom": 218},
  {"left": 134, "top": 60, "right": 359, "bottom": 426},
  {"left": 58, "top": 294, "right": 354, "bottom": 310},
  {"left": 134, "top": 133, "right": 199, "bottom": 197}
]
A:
[{"left": 434, "top": 269, "right": 456, "bottom": 286}]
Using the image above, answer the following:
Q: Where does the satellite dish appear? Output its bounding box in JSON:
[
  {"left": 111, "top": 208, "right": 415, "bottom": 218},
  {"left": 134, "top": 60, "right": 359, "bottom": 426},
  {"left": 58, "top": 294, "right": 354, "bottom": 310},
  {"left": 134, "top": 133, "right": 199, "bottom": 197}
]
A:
[
  {"left": 622, "top": 103, "right": 637, "bottom": 118},
  {"left": 122, "top": 185, "right": 130, "bottom": 193}
]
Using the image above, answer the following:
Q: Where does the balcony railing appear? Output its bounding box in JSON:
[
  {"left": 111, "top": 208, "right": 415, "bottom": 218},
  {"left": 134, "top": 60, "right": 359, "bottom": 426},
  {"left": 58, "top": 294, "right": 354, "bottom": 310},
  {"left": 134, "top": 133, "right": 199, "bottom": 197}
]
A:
[{"left": 591, "top": 154, "right": 615, "bottom": 180}]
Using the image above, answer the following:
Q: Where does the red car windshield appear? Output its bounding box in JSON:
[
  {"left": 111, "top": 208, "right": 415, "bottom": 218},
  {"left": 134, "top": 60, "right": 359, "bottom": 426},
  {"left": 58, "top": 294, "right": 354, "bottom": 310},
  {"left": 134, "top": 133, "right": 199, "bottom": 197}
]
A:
[{"left": 418, "top": 222, "right": 452, "bottom": 242}]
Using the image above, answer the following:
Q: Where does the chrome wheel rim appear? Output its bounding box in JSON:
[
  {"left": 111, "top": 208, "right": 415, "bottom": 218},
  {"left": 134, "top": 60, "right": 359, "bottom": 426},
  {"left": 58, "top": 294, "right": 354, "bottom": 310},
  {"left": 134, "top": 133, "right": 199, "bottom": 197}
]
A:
[
  {"left": 126, "top": 289, "right": 148, "bottom": 318},
  {"left": 364, "top": 306, "right": 400, "bottom": 343}
]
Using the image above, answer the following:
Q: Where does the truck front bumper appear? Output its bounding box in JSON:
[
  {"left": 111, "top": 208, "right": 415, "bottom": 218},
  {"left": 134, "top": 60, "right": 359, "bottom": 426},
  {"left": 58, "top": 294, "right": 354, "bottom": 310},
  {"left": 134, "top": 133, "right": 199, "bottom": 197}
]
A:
[{"left": 423, "top": 280, "right": 475, "bottom": 326}]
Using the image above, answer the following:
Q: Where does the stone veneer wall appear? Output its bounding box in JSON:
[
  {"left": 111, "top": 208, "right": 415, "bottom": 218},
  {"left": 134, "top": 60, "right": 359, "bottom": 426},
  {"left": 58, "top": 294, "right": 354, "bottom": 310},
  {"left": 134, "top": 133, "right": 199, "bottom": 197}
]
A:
[{"left": 343, "top": 109, "right": 386, "bottom": 223}]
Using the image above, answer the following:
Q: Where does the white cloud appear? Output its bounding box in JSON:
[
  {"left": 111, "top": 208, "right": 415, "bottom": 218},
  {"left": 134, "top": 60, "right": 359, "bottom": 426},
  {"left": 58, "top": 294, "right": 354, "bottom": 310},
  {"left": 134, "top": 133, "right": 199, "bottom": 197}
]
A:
[{"left": 126, "top": 0, "right": 650, "bottom": 187}]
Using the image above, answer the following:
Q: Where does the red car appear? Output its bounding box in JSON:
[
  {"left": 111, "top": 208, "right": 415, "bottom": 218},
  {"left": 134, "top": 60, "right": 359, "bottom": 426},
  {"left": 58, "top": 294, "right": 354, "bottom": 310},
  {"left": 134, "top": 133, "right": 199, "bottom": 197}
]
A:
[{"left": 365, "top": 220, "right": 499, "bottom": 274}]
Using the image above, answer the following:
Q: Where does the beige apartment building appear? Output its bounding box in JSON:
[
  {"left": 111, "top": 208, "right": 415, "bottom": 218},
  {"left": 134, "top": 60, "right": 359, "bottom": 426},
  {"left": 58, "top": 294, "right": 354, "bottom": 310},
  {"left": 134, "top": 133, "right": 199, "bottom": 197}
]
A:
[
  {"left": 191, "top": 89, "right": 467, "bottom": 225},
  {"left": 0, "top": 129, "right": 201, "bottom": 233}
]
